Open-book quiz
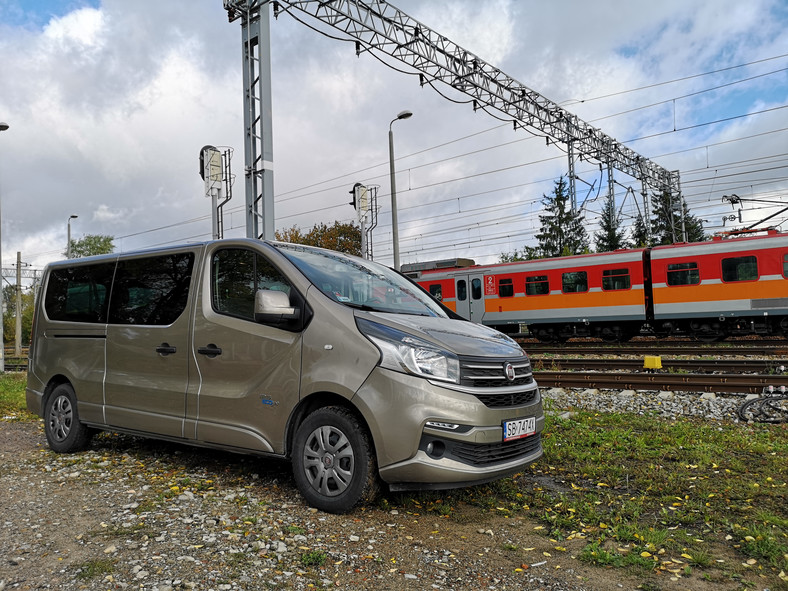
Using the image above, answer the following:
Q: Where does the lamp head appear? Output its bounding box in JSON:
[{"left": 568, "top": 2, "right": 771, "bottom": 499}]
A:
[{"left": 0, "top": 122, "right": 9, "bottom": 132}]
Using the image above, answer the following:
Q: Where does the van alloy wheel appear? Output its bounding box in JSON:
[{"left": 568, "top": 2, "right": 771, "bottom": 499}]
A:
[{"left": 44, "top": 383, "right": 93, "bottom": 453}]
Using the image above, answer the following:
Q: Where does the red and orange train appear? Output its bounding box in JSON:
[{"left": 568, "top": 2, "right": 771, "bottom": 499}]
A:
[{"left": 404, "top": 230, "right": 788, "bottom": 342}]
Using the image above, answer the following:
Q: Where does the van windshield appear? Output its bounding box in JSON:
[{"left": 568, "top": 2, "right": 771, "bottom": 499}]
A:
[{"left": 275, "top": 244, "right": 447, "bottom": 317}]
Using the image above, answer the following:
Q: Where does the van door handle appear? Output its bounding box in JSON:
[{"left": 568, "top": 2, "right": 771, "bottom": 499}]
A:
[
  {"left": 156, "top": 343, "right": 177, "bottom": 356},
  {"left": 197, "top": 344, "right": 222, "bottom": 358}
]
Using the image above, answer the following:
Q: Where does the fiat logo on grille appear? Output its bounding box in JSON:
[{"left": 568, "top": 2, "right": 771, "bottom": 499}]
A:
[{"left": 504, "top": 362, "right": 516, "bottom": 382}]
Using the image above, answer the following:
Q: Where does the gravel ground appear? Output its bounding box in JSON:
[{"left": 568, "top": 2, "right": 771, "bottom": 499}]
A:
[{"left": 0, "top": 388, "right": 763, "bottom": 591}]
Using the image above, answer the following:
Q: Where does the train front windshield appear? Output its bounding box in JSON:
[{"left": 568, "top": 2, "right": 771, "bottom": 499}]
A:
[{"left": 276, "top": 244, "right": 447, "bottom": 317}]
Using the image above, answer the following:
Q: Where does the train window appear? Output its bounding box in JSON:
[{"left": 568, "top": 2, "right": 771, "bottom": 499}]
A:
[
  {"left": 722, "top": 256, "right": 758, "bottom": 282},
  {"left": 525, "top": 275, "right": 549, "bottom": 295},
  {"left": 602, "top": 268, "right": 631, "bottom": 291},
  {"left": 429, "top": 284, "right": 443, "bottom": 301},
  {"left": 471, "top": 278, "right": 482, "bottom": 300},
  {"left": 457, "top": 280, "right": 467, "bottom": 301},
  {"left": 784, "top": 254, "right": 788, "bottom": 279},
  {"left": 666, "top": 262, "right": 700, "bottom": 286},
  {"left": 498, "top": 278, "right": 514, "bottom": 298},
  {"left": 562, "top": 271, "right": 588, "bottom": 293}
]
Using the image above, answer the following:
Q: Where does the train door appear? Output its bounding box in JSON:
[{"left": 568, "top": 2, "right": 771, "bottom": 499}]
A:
[{"left": 454, "top": 274, "right": 485, "bottom": 323}]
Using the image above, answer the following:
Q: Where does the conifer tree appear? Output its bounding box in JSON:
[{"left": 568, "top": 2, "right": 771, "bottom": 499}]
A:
[
  {"left": 650, "top": 191, "right": 706, "bottom": 245},
  {"left": 535, "top": 177, "right": 589, "bottom": 258},
  {"left": 593, "top": 192, "right": 629, "bottom": 253},
  {"left": 630, "top": 213, "right": 651, "bottom": 248}
]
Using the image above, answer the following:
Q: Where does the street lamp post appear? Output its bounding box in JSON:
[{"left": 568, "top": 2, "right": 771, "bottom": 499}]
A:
[
  {"left": 388, "top": 110, "right": 412, "bottom": 271},
  {"left": 67, "top": 214, "right": 78, "bottom": 258},
  {"left": 0, "top": 122, "right": 8, "bottom": 372}
]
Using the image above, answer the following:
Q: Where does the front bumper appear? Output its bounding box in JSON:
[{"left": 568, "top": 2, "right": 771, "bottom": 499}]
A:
[{"left": 351, "top": 367, "right": 544, "bottom": 489}]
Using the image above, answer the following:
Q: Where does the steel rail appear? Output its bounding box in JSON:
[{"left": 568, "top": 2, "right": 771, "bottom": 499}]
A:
[
  {"left": 522, "top": 343, "right": 788, "bottom": 357},
  {"left": 533, "top": 358, "right": 787, "bottom": 374},
  {"left": 534, "top": 370, "right": 788, "bottom": 395}
]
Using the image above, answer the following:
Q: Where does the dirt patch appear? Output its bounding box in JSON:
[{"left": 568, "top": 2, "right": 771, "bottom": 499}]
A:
[{"left": 0, "top": 420, "right": 45, "bottom": 455}]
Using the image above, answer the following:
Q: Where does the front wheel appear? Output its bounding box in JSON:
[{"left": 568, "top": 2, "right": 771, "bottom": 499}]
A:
[
  {"left": 44, "top": 383, "right": 93, "bottom": 453},
  {"left": 292, "top": 406, "right": 379, "bottom": 514}
]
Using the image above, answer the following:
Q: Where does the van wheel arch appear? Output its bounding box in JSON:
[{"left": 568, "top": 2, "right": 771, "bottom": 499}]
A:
[
  {"left": 43, "top": 380, "right": 94, "bottom": 453},
  {"left": 286, "top": 394, "right": 368, "bottom": 456},
  {"left": 40, "top": 375, "right": 71, "bottom": 416},
  {"left": 291, "top": 404, "right": 380, "bottom": 514}
]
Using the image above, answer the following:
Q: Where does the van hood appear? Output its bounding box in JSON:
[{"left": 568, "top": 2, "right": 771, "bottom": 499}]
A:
[{"left": 370, "top": 313, "right": 524, "bottom": 358}]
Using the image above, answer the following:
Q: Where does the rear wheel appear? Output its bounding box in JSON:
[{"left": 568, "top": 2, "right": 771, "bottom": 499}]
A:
[
  {"left": 44, "top": 383, "right": 93, "bottom": 453},
  {"left": 292, "top": 406, "right": 379, "bottom": 514}
]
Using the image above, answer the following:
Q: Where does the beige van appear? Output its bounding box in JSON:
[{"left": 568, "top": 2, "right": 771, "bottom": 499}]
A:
[{"left": 27, "top": 239, "right": 543, "bottom": 513}]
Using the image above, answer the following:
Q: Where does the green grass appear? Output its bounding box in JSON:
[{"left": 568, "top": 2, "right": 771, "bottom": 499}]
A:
[
  {"left": 300, "top": 549, "right": 327, "bottom": 567},
  {"left": 74, "top": 558, "right": 114, "bottom": 580},
  {"left": 407, "top": 410, "right": 788, "bottom": 587},
  {"left": 0, "top": 372, "right": 34, "bottom": 420}
]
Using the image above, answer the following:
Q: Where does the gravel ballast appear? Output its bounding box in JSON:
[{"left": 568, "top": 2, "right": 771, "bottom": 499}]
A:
[{"left": 0, "top": 387, "right": 762, "bottom": 591}]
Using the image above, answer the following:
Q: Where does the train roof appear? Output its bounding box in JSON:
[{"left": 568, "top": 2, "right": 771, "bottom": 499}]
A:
[{"left": 407, "top": 229, "right": 788, "bottom": 277}]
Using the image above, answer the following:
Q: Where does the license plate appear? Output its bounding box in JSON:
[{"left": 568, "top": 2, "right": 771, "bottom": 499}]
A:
[{"left": 503, "top": 417, "right": 536, "bottom": 442}]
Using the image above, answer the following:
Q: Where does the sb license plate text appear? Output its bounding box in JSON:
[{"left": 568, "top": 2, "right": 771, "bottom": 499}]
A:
[{"left": 503, "top": 417, "right": 536, "bottom": 442}]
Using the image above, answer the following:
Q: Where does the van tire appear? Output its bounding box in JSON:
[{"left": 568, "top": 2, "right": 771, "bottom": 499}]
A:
[
  {"left": 292, "top": 406, "right": 379, "bottom": 514},
  {"left": 44, "top": 383, "right": 93, "bottom": 453}
]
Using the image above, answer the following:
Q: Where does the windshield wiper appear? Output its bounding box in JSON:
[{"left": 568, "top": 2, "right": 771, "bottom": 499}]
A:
[
  {"left": 343, "top": 302, "right": 386, "bottom": 312},
  {"left": 343, "top": 302, "right": 433, "bottom": 316}
]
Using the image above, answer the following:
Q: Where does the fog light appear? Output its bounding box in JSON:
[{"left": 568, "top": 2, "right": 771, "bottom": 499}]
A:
[{"left": 425, "top": 440, "right": 445, "bottom": 459}]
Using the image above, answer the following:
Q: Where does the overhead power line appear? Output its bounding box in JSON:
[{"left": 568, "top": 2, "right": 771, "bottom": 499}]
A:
[{"left": 269, "top": 0, "right": 680, "bottom": 197}]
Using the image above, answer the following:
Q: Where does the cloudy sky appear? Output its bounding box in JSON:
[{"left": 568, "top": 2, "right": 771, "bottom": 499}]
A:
[{"left": 0, "top": 0, "right": 786, "bottom": 274}]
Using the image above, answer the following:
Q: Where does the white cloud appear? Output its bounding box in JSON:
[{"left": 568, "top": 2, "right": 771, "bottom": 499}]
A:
[
  {"left": 0, "top": 0, "right": 785, "bottom": 272},
  {"left": 92, "top": 204, "right": 128, "bottom": 223},
  {"left": 42, "top": 6, "right": 105, "bottom": 50}
]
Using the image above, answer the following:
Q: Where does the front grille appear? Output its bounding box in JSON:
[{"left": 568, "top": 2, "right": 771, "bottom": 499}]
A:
[
  {"left": 459, "top": 356, "right": 533, "bottom": 388},
  {"left": 474, "top": 389, "right": 539, "bottom": 408},
  {"left": 452, "top": 433, "right": 542, "bottom": 466},
  {"left": 458, "top": 355, "right": 537, "bottom": 408}
]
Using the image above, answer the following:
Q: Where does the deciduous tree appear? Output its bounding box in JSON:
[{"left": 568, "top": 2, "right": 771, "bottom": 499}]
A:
[
  {"left": 276, "top": 221, "right": 361, "bottom": 256},
  {"left": 66, "top": 234, "right": 115, "bottom": 258}
]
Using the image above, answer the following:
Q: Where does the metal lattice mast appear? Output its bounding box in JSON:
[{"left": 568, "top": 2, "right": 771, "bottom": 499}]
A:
[
  {"left": 225, "top": 0, "right": 275, "bottom": 240},
  {"left": 272, "top": 0, "right": 680, "bottom": 201}
]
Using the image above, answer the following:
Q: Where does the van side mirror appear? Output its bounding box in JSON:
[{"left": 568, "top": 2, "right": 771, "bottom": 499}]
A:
[{"left": 254, "top": 290, "right": 299, "bottom": 325}]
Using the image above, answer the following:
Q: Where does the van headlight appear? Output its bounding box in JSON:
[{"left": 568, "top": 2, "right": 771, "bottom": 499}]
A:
[{"left": 356, "top": 318, "right": 460, "bottom": 384}]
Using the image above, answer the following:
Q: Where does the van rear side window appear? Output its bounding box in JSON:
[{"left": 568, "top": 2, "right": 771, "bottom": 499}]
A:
[
  {"left": 108, "top": 253, "right": 194, "bottom": 325},
  {"left": 45, "top": 263, "right": 115, "bottom": 323}
]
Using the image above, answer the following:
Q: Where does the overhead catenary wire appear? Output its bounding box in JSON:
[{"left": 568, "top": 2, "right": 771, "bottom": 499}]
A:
[{"left": 24, "top": 35, "right": 788, "bottom": 265}]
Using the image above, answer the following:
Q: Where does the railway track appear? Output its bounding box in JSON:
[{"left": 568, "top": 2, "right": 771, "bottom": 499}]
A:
[
  {"left": 521, "top": 342, "right": 788, "bottom": 357},
  {"left": 534, "top": 370, "right": 788, "bottom": 395},
  {"left": 532, "top": 357, "right": 787, "bottom": 374}
]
